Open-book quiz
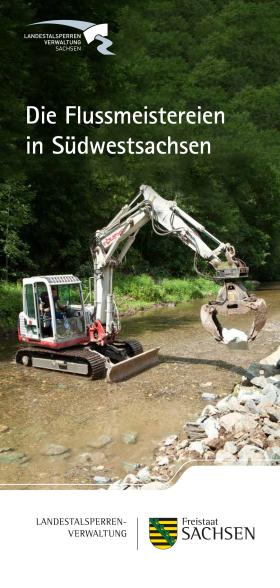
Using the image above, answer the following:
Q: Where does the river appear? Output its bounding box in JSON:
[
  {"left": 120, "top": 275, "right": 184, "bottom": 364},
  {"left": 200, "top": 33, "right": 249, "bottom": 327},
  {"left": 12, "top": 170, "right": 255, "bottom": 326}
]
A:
[{"left": 0, "top": 286, "right": 279, "bottom": 488}]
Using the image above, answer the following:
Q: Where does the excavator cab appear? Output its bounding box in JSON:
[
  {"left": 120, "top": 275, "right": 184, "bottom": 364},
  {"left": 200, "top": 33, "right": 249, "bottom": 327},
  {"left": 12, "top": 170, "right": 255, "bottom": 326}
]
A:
[{"left": 18, "top": 275, "right": 88, "bottom": 347}]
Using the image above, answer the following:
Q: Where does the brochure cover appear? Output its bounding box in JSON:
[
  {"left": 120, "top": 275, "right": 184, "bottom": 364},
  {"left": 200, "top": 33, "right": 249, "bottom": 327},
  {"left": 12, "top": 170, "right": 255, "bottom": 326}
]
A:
[{"left": 0, "top": 1, "right": 279, "bottom": 586}]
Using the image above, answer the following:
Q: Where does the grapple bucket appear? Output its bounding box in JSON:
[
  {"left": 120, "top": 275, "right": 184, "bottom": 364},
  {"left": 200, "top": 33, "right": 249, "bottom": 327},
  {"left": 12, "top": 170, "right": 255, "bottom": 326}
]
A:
[
  {"left": 107, "top": 347, "right": 160, "bottom": 383},
  {"left": 200, "top": 281, "right": 267, "bottom": 344}
]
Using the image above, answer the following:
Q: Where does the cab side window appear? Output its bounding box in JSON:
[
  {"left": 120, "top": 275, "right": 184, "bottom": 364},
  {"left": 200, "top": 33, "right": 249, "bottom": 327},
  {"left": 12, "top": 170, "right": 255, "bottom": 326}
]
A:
[{"left": 25, "top": 284, "right": 36, "bottom": 318}]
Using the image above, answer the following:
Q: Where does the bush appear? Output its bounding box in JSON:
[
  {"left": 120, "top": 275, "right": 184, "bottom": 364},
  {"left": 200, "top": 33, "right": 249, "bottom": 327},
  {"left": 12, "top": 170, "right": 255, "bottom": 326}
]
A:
[
  {"left": 0, "top": 282, "right": 22, "bottom": 332},
  {"left": 113, "top": 274, "right": 219, "bottom": 309}
]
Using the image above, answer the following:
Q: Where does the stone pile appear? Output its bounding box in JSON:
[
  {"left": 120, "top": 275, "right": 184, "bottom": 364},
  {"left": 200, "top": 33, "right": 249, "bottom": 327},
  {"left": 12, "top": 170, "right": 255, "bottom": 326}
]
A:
[{"left": 108, "top": 349, "right": 280, "bottom": 490}]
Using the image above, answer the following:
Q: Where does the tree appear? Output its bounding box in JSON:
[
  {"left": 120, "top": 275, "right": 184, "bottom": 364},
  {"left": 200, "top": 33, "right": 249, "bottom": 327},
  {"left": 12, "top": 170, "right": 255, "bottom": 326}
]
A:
[{"left": 0, "top": 178, "right": 35, "bottom": 280}]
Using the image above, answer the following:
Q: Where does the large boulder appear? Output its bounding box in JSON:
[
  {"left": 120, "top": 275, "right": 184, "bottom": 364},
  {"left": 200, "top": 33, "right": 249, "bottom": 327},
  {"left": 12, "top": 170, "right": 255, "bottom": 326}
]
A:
[
  {"left": 215, "top": 450, "right": 237, "bottom": 465},
  {"left": 238, "top": 445, "right": 268, "bottom": 465},
  {"left": 202, "top": 417, "right": 220, "bottom": 439},
  {"left": 219, "top": 412, "right": 258, "bottom": 434}
]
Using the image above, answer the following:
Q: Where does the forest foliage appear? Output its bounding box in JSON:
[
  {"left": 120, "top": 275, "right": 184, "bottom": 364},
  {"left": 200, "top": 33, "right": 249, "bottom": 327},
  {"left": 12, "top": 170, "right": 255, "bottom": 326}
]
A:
[{"left": 0, "top": 0, "right": 280, "bottom": 282}]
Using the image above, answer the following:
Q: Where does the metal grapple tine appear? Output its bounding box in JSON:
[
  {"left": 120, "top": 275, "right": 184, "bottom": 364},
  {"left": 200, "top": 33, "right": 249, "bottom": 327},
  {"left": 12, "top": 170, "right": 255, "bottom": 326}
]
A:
[
  {"left": 246, "top": 298, "right": 267, "bottom": 341},
  {"left": 200, "top": 304, "right": 223, "bottom": 342}
]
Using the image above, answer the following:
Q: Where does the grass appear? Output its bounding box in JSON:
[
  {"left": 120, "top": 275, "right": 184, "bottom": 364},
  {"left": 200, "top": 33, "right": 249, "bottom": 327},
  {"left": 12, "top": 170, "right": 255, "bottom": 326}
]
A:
[
  {"left": 113, "top": 274, "right": 219, "bottom": 313},
  {"left": 0, "top": 275, "right": 220, "bottom": 334}
]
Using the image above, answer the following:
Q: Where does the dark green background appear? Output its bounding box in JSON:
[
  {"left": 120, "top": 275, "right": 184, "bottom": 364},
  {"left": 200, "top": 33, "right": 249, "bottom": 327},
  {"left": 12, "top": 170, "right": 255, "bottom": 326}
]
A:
[{"left": 1, "top": 0, "right": 280, "bottom": 281}]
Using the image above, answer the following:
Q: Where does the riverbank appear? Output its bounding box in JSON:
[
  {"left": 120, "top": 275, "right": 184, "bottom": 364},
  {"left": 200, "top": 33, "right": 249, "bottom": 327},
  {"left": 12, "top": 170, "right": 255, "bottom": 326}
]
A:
[
  {"left": 0, "top": 276, "right": 219, "bottom": 335},
  {"left": 108, "top": 347, "right": 280, "bottom": 489}
]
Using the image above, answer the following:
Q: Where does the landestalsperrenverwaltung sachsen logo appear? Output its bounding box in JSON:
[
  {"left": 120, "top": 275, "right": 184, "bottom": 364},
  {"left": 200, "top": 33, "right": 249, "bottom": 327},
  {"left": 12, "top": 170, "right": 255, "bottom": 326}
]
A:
[
  {"left": 24, "top": 20, "right": 115, "bottom": 54},
  {"left": 149, "top": 518, "right": 178, "bottom": 550}
]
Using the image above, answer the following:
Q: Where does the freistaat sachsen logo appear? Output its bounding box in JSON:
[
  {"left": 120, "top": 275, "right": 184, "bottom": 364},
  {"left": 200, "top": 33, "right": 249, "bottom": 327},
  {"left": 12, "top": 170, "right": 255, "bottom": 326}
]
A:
[{"left": 149, "top": 518, "right": 178, "bottom": 550}]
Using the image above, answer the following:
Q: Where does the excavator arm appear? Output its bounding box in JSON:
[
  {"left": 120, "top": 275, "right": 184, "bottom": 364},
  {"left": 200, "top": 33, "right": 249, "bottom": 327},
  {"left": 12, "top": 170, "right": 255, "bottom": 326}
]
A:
[{"left": 91, "top": 185, "right": 266, "bottom": 345}]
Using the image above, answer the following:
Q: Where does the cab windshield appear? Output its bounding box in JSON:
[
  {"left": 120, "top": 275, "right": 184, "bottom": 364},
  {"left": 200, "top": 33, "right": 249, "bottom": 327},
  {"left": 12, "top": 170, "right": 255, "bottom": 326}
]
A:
[{"left": 54, "top": 283, "right": 85, "bottom": 339}]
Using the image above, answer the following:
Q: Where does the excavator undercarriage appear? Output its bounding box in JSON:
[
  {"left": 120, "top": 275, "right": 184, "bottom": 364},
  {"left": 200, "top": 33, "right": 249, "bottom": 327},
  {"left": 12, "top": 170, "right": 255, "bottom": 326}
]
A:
[{"left": 16, "top": 338, "right": 160, "bottom": 383}]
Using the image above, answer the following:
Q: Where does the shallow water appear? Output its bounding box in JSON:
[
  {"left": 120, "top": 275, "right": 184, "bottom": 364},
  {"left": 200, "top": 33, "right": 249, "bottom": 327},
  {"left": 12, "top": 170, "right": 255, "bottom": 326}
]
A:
[{"left": 0, "top": 288, "right": 279, "bottom": 488}]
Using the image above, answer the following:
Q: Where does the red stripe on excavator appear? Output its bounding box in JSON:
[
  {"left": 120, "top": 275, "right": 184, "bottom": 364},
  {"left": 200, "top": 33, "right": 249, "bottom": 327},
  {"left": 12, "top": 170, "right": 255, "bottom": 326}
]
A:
[{"left": 21, "top": 336, "right": 90, "bottom": 349}]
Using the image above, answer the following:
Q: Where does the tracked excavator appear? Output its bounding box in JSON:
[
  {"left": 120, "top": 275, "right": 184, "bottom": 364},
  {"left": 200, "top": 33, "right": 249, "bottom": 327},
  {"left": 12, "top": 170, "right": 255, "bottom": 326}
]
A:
[{"left": 16, "top": 185, "right": 267, "bottom": 382}]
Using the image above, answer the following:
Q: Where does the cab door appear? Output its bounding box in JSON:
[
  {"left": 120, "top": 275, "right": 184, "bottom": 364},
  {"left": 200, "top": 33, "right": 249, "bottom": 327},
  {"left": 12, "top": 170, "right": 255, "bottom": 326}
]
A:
[{"left": 23, "top": 283, "right": 40, "bottom": 339}]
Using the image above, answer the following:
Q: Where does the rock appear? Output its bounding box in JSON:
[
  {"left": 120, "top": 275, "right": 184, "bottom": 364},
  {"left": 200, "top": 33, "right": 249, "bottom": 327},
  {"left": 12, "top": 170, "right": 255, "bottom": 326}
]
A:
[
  {"left": 123, "top": 473, "right": 139, "bottom": 485},
  {"left": 267, "top": 437, "right": 280, "bottom": 447},
  {"left": 200, "top": 382, "right": 213, "bottom": 388},
  {"left": 259, "top": 384, "right": 278, "bottom": 406},
  {"left": 184, "top": 421, "right": 204, "bottom": 431},
  {"left": 266, "top": 407, "right": 280, "bottom": 423},
  {"left": 122, "top": 461, "right": 140, "bottom": 474},
  {"left": 188, "top": 441, "right": 205, "bottom": 456},
  {"left": 93, "top": 476, "right": 111, "bottom": 484},
  {"left": 262, "top": 425, "right": 280, "bottom": 438},
  {"left": 201, "top": 405, "right": 219, "bottom": 417},
  {"left": 0, "top": 447, "right": 13, "bottom": 453},
  {"left": 248, "top": 433, "right": 267, "bottom": 449},
  {"left": 176, "top": 439, "right": 189, "bottom": 450},
  {"left": 202, "top": 417, "right": 220, "bottom": 439},
  {"left": 156, "top": 456, "right": 169, "bottom": 466},
  {"left": 222, "top": 328, "right": 248, "bottom": 349},
  {"left": 265, "top": 446, "right": 280, "bottom": 464},
  {"left": 201, "top": 392, "right": 218, "bottom": 401},
  {"left": 220, "top": 412, "right": 258, "bottom": 434},
  {"left": 204, "top": 450, "right": 216, "bottom": 461},
  {"left": 164, "top": 434, "right": 178, "bottom": 446},
  {"left": 0, "top": 451, "right": 28, "bottom": 464},
  {"left": 237, "top": 386, "right": 265, "bottom": 404},
  {"left": 40, "top": 443, "right": 70, "bottom": 456},
  {"left": 215, "top": 450, "right": 237, "bottom": 465},
  {"left": 74, "top": 452, "right": 105, "bottom": 466},
  {"left": 137, "top": 467, "right": 151, "bottom": 483},
  {"left": 233, "top": 431, "right": 249, "bottom": 441},
  {"left": 237, "top": 445, "right": 268, "bottom": 465},
  {"left": 263, "top": 418, "right": 279, "bottom": 429},
  {"left": 121, "top": 431, "right": 138, "bottom": 445},
  {"left": 88, "top": 435, "right": 112, "bottom": 449},
  {"left": 216, "top": 395, "right": 232, "bottom": 413},
  {"left": 108, "top": 480, "right": 128, "bottom": 491},
  {"left": 90, "top": 451, "right": 106, "bottom": 466},
  {"left": 226, "top": 396, "right": 247, "bottom": 412},
  {"left": 0, "top": 425, "right": 9, "bottom": 434},
  {"left": 204, "top": 437, "right": 225, "bottom": 451},
  {"left": 251, "top": 376, "right": 267, "bottom": 389},
  {"left": 224, "top": 441, "right": 238, "bottom": 454},
  {"left": 184, "top": 421, "right": 205, "bottom": 440},
  {"left": 244, "top": 399, "right": 259, "bottom": 414},
  {"left": 267, "top": 374, "right": 280, "bottom": 387}
]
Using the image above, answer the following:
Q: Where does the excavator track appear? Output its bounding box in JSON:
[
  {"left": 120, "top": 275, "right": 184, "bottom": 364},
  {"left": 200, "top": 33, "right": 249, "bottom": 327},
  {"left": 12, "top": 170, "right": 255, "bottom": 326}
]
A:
[
  {"left": 125, "top": 339, "right": 144, "bottom": 356},
  {"left": 15, "top": 346, "right": 107, "bottom": 380}
]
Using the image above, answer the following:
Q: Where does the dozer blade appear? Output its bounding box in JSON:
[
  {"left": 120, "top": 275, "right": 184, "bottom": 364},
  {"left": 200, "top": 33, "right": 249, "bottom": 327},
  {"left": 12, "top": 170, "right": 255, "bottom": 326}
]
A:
[{"left": 106, "top": 347, "right": 160, "bottom": 383}]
